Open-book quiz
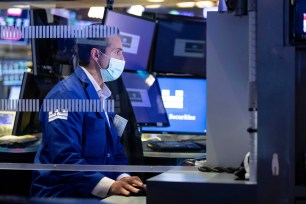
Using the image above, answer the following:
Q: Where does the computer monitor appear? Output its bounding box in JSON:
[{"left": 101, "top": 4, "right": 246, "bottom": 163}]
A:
[
  {"left": 151, "top": 15, "right": 206, "bottom": 77},
  {"left": 0, "top": 8, "right": 30, "bottom": 45},
  {"left": 142, "top": 76, "right": 206, "bottom": 134},
  {"left": 104, "top": 10, "right": 156, "bottom": 71},
  {"left": 121, "top": 71, "right": 169, "bottom": 127},
  {"left": 12, "top": 72, "right": 62, "bottom": 135},
  {"left": 31, "top": 8, "right": 75, "bottom": 76}
]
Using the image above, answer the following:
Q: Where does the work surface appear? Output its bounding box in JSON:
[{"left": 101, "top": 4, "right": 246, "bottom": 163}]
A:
[
  {"left": 147, "top": 167, "right": 256, "bottom": 204},
  {"left": 102, "top": 196, "right": 146, "bottom": 204}
]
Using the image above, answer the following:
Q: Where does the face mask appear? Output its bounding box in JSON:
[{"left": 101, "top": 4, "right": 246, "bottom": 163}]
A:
[{"left": 95, "top": 50, "right": 125, "bottom": 82}]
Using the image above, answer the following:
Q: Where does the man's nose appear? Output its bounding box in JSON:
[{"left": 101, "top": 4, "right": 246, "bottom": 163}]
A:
[{"left": 120, "top": 55, "right": 125, "bottom": 61}]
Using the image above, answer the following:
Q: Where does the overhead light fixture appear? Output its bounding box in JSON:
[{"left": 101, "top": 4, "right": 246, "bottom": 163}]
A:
[
  {"left": 147, "top": 0, "right": 164, "bottom": 2},
  {"left": 7, "top": 8, "right": 22, "bottom": 16},
  {"left": 13, "top": 5, "right": 30, "bottom": 9},
  {"left": 88, "top": 7, "right": 105, "bottom": 19},
  {"left": 145, "top": 4, "right": 161, "bottom": 9},
  {"left": 196, "top": 1, "right": 215, "bottom": 8},
  {"left": 176, "top": 2, "right": 195, "bottom": 8},
  {"left": 127, "top": 5, "right": 145, "bottom": 16}
]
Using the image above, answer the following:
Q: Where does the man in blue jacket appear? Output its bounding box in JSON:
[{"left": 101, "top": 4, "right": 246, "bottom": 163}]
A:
[{"left": 31, "top": 31, "right": 144, "bottom": 198}]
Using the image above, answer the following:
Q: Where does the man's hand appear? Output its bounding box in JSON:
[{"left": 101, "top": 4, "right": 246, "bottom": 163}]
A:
[{"left": 108, "top": 176, "right": 144, "bottom": 196}]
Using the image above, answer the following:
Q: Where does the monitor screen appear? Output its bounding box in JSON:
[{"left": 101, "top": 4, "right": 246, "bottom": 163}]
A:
[
  {"left": 152, "top": 16, "right": 206, "bottom": 77},
  {"left": 0, "top": 60, "right": 29, "bottom": 86},
  {"left": 12, "top": 72, "right": 62, "bottom": 135},
  {"left": 121, "top": 71, "right": 169, "bottom": 126},
  {"left": 0, "top": 111, "right": 16, "bottom": 135},
  {"left": 0, "top": 8, "right": 30, "bottom": 45},
  {"left": 104, "top": 10, "right": 155, "bottom": 71},
  {"left": 142, "top": 77, "right": 206, "bottom": 134},
  {"left": 31, "top": 8, "right": 75, "bottom": 76}
]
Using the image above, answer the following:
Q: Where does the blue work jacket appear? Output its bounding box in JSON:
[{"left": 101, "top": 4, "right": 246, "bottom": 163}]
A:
[{"left": 31, "top": 67, "right": 128, "bottom": 198}]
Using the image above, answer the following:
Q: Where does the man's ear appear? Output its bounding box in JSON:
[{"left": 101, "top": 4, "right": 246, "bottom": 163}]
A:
[{"left": 91, "top": 48, "right": 99, "bottom": 61}]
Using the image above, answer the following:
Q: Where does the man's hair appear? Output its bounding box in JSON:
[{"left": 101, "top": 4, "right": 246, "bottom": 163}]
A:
[
  {"left": 77, "top": 37, "right": 110, "bottom": 67},
  {"left": 76, "top": 24, "right": 119, "bottom": 67}
]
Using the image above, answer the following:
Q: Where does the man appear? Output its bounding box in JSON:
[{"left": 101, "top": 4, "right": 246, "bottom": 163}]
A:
[{"left": 31, "top": 30, "right": 144, "bottom": 198}]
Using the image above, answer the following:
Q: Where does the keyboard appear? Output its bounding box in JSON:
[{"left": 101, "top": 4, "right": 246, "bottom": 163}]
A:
[{"left": 147, "top": 141, "right": 204, "bottom": 152}]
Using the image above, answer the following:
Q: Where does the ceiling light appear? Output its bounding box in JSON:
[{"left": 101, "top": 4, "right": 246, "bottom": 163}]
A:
[
  {"left": 13, "top": 5, "right": 30, "bottom": 9},
  {"left": 145, "top": 4, "right": 161, "bottom": 9},
  {"left": 127, "top": 5, "right": 145, "bottom": 16},
  {"left": 147, "top": 0, "right": 164, "bottom": 2},
  {"left": 7, "top": 8, "right": 22, "bottom": 16},
  {"left": 196, "top": 1, "right": 215, "bottom": 8},
  {"left": 88, "top": 7, "right": 105, "bottom": 19},
  {"left": 176, "top": 2, "right": 195, "bottom": 8}
]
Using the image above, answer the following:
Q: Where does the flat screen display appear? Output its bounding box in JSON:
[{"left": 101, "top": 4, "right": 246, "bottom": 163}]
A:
[
  {"left": 104, "top": 10, "right": 155, "bottom": 71},
  {"left": 152, "top": 16, "right": 206, "bottom": 77},
  {"left": 121, "top": 71, "right": 169, "bottom": 126},
  {"left": 142, "top": 77, "right": 206, "bottom": 134},
  {"left": 12, "top": 72, "right": 62, "bottom": 135}
]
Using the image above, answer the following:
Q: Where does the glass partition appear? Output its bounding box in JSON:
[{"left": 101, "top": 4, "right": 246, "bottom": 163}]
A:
[{"left": 0, "top": 2, "right": 208, "bottom": 200}]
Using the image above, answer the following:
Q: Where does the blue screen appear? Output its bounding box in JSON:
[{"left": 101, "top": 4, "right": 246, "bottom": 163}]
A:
[
  {"left": 152, "top": 17, "right": 206, "bottom": 77},
  {"left": 142, "top": 77, "right": 206, "bottom": 134},
  {"left": 122, "top": 71, "right": 169, "bottom": 126},
  {"left": 105, "top": 11, "right": 155, "bottom": 71}
]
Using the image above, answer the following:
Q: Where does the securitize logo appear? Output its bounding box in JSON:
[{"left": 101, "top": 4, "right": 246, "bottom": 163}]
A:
[
  {"left": 161, "top": 89, "right": 196, "bottom": 121},
  {"left": 128, "top": 91, "right": 142, "bottom": 102},
  {"left": 169, "top": 114, "right": 196, "bottom": 120}
]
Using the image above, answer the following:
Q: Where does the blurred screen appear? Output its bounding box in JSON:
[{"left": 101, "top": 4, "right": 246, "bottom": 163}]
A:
[
  {"left": 105, "top": 10, "right": 155, "bottom": 71},
  {"left": 121, "top": 71, "right": 169, "bottom": 126}
]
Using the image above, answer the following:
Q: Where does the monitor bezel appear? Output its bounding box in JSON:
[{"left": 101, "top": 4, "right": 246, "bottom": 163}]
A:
[{"left": 150, "top": 14, "right": 207, "bottom": 77}]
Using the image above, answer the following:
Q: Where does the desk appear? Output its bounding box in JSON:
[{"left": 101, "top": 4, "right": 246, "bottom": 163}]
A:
[
  {"left": 0, "top": 140, "right": 40, "bottom": 153},
  {"left": 146, "top": 167, "right": 256, "bottom": 204},
  {"left": 102, "top": 196, "right": 146, "bottom": 204}
]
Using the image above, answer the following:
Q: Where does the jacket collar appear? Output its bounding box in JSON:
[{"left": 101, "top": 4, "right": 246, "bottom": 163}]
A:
[
  {"left": 74, "top": 66, "right": 91, "bottom": 85},
  {"left": 74, "top": 66, "right": 109, "bottom": 123}
]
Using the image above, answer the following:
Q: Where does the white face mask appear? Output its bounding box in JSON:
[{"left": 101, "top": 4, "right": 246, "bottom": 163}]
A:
[{"left": 95, "top": 50, "right": 125, "bottom": 82}]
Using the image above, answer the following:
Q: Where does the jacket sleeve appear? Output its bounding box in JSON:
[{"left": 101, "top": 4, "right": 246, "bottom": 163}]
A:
[{"left": 40, "top": 102, "right": 105, "bottom": 196}]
